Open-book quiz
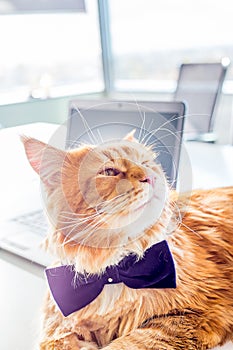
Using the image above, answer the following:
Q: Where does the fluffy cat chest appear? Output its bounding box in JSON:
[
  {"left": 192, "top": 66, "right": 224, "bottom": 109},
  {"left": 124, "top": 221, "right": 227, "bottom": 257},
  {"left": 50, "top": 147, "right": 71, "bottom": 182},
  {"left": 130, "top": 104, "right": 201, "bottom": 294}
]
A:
[{"left": 78, "top": 283, "right": 138, "bottom": 317}]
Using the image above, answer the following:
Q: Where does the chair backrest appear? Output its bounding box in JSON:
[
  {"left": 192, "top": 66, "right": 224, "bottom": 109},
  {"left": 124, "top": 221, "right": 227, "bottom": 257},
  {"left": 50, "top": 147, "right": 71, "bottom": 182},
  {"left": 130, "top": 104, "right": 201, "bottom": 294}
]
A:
[{"left": 174, "top": 61, "right": 229, "bottom": 137}]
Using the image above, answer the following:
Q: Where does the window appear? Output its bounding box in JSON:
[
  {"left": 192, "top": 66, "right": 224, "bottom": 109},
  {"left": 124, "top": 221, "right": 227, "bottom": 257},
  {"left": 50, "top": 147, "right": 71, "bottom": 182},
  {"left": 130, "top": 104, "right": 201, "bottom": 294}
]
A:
[
  {"left": 108, "top": 0, "right": 233, "bottom": 92},
  {"left": 2, "top": 0, "right": 233, "bottom": 104},
  {"left": 0, "top": 0, "right": 86, "bottom": 13},
  {"left": 0, "top": 0, "right": 104, "bottom": 104}
]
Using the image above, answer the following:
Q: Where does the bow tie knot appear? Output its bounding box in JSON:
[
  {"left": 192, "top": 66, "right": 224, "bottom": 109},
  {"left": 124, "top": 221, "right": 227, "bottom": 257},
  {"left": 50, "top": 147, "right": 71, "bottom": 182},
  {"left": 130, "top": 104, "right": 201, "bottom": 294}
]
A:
[{"left": 105, "top": 265, "right": 121, "bottom": 284}]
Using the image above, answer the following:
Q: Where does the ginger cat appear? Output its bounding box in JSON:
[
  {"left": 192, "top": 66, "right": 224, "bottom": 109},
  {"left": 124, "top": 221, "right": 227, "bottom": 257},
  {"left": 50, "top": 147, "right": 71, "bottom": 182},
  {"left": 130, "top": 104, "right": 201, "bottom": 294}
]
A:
[{"left": 22, "top": 134, "right": 233, "bottom": 350}]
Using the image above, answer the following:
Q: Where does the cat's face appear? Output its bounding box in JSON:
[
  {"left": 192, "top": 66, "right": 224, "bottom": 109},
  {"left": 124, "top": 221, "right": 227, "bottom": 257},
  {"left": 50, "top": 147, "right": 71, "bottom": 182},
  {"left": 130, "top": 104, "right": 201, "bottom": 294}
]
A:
[{"left": 22, "top": 135, "right": 168, "bottom": 250}]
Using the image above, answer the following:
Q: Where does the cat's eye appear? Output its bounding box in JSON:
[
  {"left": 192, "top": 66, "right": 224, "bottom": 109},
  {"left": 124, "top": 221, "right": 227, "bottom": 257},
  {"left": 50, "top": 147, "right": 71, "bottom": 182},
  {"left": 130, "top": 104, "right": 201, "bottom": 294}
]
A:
[{"left": 99, "top": 168, "right": 120, "bottom": 176}]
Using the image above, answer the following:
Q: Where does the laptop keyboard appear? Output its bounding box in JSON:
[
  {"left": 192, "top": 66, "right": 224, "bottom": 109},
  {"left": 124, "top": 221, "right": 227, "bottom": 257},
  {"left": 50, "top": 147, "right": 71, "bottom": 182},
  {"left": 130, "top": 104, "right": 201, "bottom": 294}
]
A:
[
  {"left": 0, "top": 210, "right": 53, "bottom": 266},
  {"left": 11, "top": 210, "right": 48, "bottom": 237}
]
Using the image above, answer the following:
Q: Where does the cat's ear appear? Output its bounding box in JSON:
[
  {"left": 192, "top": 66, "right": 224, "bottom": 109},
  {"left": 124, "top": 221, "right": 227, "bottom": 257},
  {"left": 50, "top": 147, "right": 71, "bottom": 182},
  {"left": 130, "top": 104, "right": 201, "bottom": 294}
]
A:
[
  {"left": 123, "top": 129, "right": 138, "bottom": 142},
  {"left": 21, "top": 136, "right": 66, "bottom": 187}
]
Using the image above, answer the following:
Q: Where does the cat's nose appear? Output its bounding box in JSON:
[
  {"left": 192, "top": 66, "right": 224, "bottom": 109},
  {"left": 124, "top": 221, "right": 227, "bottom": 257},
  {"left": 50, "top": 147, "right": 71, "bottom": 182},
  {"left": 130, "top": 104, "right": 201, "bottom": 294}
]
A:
[{"left": 140, "top": 175, "right": 156, "bottom": 186}]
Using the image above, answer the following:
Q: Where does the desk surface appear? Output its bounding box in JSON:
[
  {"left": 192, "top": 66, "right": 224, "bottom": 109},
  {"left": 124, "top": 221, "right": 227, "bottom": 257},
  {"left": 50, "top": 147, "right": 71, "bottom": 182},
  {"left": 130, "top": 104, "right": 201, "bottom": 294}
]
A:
[{"left": 0, "top": 123, "right": 233, "bottom": 350}]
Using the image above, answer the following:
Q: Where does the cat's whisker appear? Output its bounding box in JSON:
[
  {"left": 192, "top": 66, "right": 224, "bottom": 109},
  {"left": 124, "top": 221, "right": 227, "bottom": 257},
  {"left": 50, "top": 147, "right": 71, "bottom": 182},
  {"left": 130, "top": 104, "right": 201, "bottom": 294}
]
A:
[
  {"left": 166, "top": 200, "right": 183, "bottom": 234},
  {"left": 58, "top": 195, "right": 129, "bottom": 230},
  {"left": 58, "top": 213, "right": 99, "bottom": 223},
  {"left": 57, "top": 215, "right": 98, "bottom": 226},
  {"left": 60, "top": 223, "right": 95, "bottom": 246},
  {"left": 97, "top": 193, "right": 129, "bottom": 206},
  {"left": 145, "top": 142, "right": 182, "bottom": 150},
  {"left": 158, "top": 127, "right": 183, "bottom": 143},
  {"left": 140, "top": 114, "right": 184, "bottom": 145},
  {"left": 65, "top": 139, "right": 90, "bottom": 149},
  {"left": 138, "top": 111, "right": 146, "bottom": 143},
  {"left": 59, "top": 193, "right": 130, "bottom": 216},
  {"left": 57, "top": 218, "right": 96, "bottom": 227},
  {"left": 138, "top": 112, "right": 154, "bottom": 144},
  {"left": 127, "top": 97, "right": 147, "bottom": 143},
  {"left": 96, "top": 128, "right": 104, "bottom": 144},
  {"left": 78, "top": 225, "right": 105, "bottom": 247},
  {"left": 180, "top": 222, "right": 203, "bottom": 239},
  {"left": 133, "top": 98, "right": 144, "bottom": 121},
  {"left": 57, "top": 222, "right": 82, "bottom": 230},
  {"left": 150, "top": 114, "right": 185, "bottom": 136},
  {"left": 71, "top": 103, "right": 99, "bottom": 145},
  {"left": 59, "top": 210, "right": 99, "bottom": 219},
  {"left": 64, "top": 218, "right": 105, "bottom": 246},
  {"left": 145, "top": 128, "right": 183, "bottom": 147},
  {"left": 57, "top": 214, "right": 102, "bottom": 235},
  {"left": 59, "top": 197, "right": 131, "bottom": 247},
  {"left": 94, "top": 193, "right": 132, "bottom": 214},
  {"left": 142, "top": 126, "right": 183, "bottom": 148},
  {"left": 58, "top": 213, "right": 96, "bottom": 220},
  {"left": 140, "top": 118, "right": 155, "bottom": 144},
  {"left": 56, "top": 222, "right": 90, "bottom": 238},
  {"left": 94, "top": 192, "right": 129, "bottom": 210},
  {"left": 168, "top": 178, "right": 176, "bottom": 191},
  {"left": 68, "top": 213, "right": 105, "bottom": 233},
  {"left": 97, "top": 196, "right": 130, "bottom": 215}
]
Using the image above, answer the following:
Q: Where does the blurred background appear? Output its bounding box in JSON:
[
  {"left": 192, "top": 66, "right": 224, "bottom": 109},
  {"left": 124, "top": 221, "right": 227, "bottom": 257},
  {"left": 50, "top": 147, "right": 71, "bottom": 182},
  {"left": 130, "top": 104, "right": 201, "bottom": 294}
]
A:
[{"left": 0, "top": 0, "right": 233, "bottom": 143}]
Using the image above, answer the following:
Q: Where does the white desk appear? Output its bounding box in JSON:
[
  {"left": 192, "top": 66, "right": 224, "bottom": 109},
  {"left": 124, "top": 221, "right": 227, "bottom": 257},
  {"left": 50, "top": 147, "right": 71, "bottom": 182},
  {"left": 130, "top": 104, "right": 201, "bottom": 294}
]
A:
[{"left": 0, "top": 123, "right": 233, "bottom": 350}]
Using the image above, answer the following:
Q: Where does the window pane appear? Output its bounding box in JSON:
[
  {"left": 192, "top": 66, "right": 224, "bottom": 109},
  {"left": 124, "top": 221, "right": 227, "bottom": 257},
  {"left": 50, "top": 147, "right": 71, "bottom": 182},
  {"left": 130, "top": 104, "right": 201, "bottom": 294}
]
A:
[
  {"left": 0, "top": 0, "right": 104, "bottom": 103},
  {"left": 109, "top": 0, "right": 233, "bottom": 91},
  {"left": 0, "top": 0, "right": 86, "bottom": 13}
]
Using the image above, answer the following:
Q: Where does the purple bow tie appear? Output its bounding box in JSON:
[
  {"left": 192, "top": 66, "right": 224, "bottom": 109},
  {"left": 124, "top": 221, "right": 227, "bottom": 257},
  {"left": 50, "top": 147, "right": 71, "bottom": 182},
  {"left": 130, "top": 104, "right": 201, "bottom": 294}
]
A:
[{"left": 45, "top": 240, "right": 176, "bottom": 317}]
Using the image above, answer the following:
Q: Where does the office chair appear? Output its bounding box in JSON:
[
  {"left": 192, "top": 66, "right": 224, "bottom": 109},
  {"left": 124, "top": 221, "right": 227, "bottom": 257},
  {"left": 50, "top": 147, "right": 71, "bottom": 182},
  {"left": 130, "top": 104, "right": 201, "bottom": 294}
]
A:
[{"left": 174, "top": 59, "right": 230, "bottom": 142}]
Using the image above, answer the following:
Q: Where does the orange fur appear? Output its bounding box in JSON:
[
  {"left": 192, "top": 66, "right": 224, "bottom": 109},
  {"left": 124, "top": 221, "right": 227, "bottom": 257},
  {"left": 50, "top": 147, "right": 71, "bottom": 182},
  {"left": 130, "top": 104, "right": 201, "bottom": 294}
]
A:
[{"left": 22, "top": 136, "right": 233, "bottom": 349}]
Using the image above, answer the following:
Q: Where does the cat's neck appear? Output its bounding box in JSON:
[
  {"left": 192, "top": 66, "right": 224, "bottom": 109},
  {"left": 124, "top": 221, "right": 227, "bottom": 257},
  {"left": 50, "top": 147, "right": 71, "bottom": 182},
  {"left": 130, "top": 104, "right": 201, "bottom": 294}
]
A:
[{"left": 47, "top": 202, "right": 174, "bottom": 274}]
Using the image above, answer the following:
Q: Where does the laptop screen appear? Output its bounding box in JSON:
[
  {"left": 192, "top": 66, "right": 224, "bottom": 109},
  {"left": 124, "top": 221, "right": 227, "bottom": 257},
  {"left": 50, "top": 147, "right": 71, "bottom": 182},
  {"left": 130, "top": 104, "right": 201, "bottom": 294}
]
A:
[{"left": 66, "top": 101, "right": 185, "bottom": 188}]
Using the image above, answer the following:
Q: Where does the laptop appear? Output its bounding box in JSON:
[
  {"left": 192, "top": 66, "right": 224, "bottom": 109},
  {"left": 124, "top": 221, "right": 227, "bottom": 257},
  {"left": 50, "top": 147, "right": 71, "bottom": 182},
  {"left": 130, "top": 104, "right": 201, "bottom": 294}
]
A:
[{"left": 0, "top": 100, "right": 185, "bottom": 267}]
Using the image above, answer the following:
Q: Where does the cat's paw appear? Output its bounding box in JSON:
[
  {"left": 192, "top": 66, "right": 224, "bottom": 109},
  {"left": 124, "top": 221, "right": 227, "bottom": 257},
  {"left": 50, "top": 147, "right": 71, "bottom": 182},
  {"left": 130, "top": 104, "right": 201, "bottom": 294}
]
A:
[
  {"left": 40, "top": 333, "right": 98, "bottom": 350},
  {"left": 78, "top": 341, "right": 99, "bottom": 350}
]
